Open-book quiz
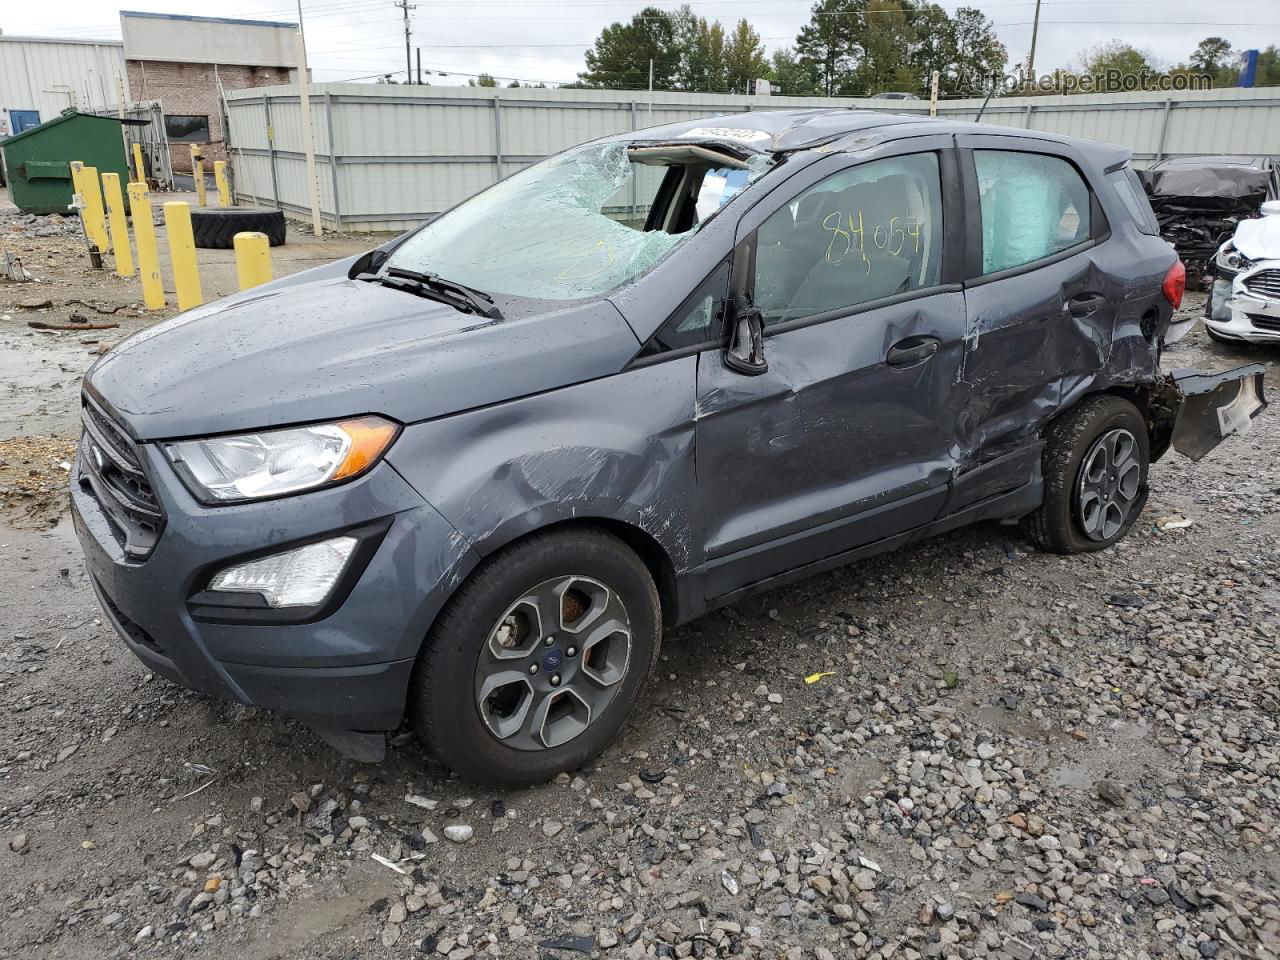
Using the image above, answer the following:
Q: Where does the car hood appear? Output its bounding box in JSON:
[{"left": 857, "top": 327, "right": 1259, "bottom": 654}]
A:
[
  {"left": 85, "top": 275, "right": 640, "bottom": 440},
  {"left": 1232, "top": 214, "right": 1280, "bottom": 263}
]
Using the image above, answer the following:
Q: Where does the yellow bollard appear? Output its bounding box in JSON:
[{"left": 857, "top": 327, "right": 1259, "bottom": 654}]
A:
[
  {"left": 68, "top": 162, "right": 93, "bottom": 259},
  {"left": 190, "top": 145, "right": 206, "bottom": 208},
  {"left": 70, "top": 161, "right": 110, "bottom": 254},
  {"left": 128, "top": 182, "right": 166, "bottom": 310},
  {"left": 163, "top": 201, "right": 203, "bottom": 310},
  {"left": 233, "top": 232, "right": 272, "bottom": 290},
  {"left": 100, "top": 173, "right": 134, "bottom": 278},
  {"left": 82, "top": 165, "right": 111, "bottom": 253},
  {"left": 132, "top": 142, "right": 146, "bottom": 184},
  {"left": 213, "top": 161, "right": 232, "bottom": 207}
]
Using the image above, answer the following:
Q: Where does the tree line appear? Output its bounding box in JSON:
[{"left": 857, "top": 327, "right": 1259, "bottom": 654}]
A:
[
  {"left": 1067, "top": 38, "right": 1280, "bottom": 93},
  {"left": 574, "top": 1, "right": 1007, "bottom": 98},
  {"left": 570, "top": 1, "right": 1275, "bottom": 98}
]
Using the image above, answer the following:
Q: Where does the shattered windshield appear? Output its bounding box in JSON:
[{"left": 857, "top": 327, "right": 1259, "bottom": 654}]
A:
[{"left": 384, "top": 141, "right": 767, "bottom": 303}]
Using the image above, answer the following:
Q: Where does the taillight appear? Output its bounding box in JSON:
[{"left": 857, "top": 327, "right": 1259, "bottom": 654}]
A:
[{"left": 1163, "top": 260, "right": 1186, "bottom": 309}]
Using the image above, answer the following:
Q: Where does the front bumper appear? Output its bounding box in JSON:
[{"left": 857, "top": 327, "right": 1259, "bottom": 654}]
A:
[
  {"left": 72, "top": 441, "right": 477, "bottom": 734},
  {"left": 1208, "top": 290, "right": 1280, "bottom": 343}
]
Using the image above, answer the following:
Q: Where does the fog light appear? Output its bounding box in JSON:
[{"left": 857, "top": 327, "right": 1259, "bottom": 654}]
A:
[{"left": 208, "top": 536, "right": 357, "bottom": 608}]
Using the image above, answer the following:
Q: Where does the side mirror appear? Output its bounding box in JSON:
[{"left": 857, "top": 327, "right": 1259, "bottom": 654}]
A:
[{"left": 724, "top": 300, "right": 768, "bottom": 375}]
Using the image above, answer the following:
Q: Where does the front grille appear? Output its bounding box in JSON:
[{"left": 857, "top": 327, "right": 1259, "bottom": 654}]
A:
[
  {"left": 1248, "top": 313, "right": 1280, "bottom": 333},
  {"left": 79, "top": 396, "right": 164, "bottom": 560},
  {"left": 1242, "top": 269, "right": 1280, "bottom": 300}
]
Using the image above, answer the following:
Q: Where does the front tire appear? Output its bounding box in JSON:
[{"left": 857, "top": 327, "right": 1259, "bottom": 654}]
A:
[
  {"left": 1022, "top": 396, "right": 1150, "bottom": 554},
  {"left": 409, "top": 527, "right": 661, "bottom": 788}
]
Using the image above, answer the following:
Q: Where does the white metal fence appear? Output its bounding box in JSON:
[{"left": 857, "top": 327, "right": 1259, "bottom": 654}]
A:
[{"left": 223, "top": 84, "right": 1280, "bottom": 233}]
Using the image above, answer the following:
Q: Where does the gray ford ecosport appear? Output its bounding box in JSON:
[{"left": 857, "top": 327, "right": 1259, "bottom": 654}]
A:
[{"left": 72, "top": 110, "right": 1266, "bottom": 786}]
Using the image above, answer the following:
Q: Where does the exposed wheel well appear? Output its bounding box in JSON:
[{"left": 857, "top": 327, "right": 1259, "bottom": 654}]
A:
[
  {"left": 1086, "top": 383, "right": 1177, "bottom": 462},
  {"left": 484, "top": 518, "right": 680, "bottom": 630}
]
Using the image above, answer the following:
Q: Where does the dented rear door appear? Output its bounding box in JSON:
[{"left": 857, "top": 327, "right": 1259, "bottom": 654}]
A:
[{"left": 954, "top": 138, "right": 1123, "bottom": 487}]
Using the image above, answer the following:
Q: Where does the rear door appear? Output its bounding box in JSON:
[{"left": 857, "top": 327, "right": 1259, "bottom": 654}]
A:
[
  {"left": 951, "top": 135, "right": 1120, "bottom": 508},
  {"left": 694, "top": 137, "right": 968, "bottom": 599}
]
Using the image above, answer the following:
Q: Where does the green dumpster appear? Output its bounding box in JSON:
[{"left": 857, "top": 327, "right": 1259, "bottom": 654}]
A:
[{"left": 1, "top": 109, "right": 132, "bottom": 215}]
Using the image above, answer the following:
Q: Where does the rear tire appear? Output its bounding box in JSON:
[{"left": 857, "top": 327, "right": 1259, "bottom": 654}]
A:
[
  {"left": 190, "top": 207, "right": 287, "bottom": 249},
  {"left": 409, "top": 527, "right": 661, "bottom": 788},
  {"left": 1022, "top": 396, "right": 1150, "bottom": 554}
]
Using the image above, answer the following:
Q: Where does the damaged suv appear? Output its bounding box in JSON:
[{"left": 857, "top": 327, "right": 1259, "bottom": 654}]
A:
[{"left": 72, "top": 110, "right": 1266, "bottom": 786}]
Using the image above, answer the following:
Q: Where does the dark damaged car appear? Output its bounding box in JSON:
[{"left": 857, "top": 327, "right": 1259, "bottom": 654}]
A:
[{"left": 72, "top": 110, "right": 1266, "bottom": 786}]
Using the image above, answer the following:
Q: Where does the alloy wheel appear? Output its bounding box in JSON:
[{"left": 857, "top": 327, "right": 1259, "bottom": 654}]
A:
[
  {"left": 473, "top": 576, "right": 631, "bottom": 751},
  {"left": 1076, "top": 427, "right": 1142, "bottom": 541}
]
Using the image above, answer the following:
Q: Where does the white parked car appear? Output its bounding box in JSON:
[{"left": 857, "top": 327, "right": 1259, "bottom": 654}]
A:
[{"left": 1206, "top": 200, "right": 1280, "bottom": 344}]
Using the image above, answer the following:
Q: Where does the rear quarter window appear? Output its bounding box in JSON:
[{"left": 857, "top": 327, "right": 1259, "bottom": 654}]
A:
[{"left": 1108, "top": 167, "right": 1160, "bottom": 236}]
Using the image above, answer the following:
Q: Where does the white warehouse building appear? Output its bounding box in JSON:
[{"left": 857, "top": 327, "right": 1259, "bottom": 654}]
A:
[{"left": 0, "top": 33, "right": 130, "bottom": 137}]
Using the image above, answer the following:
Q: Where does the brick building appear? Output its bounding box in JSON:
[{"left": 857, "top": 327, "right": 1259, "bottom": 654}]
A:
[{"left": 120, "top": 11, "right": 298, "bottom": 174}]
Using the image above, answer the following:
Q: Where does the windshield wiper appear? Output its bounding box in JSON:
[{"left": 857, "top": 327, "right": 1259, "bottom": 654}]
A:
[{"left": 380, "top": 266, "right": 503, "bottom": 318}]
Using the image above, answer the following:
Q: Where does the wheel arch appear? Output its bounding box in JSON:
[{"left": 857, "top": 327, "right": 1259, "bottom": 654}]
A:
[
  {"left": 1074, "top": 382, "right": 1177, "bottom": 462},
  {"left": 478, "top": 517, "right": 681, "bottom": 630}
]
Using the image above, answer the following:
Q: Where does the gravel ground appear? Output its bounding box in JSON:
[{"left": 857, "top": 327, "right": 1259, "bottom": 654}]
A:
[{"left": 1, "top": 226, "right": 1278, "bottom": 960}]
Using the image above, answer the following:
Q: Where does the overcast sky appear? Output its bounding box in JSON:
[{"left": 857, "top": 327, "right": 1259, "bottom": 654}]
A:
[{"left": 4, "top": 0, "right": 1277, "bottom": 89}]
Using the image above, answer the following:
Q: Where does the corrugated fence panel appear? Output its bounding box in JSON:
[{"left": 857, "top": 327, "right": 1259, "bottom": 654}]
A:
[
  {"left": 228, "top": 99, "right": 271, "bottom": 152},
  {"left": 224, "top": 84, "right": 1280, "bottom": 231},
  {"left": 232, "top": 153, "right": 275, "bottom": 206}
]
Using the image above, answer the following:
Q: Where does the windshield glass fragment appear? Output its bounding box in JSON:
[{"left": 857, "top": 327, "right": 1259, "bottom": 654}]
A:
[{"left": 384, "top": 141, "right": 770, "bottom": 303}]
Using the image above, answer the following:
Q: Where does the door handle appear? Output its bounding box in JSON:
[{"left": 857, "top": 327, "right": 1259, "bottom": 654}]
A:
[
  {"left": 886, "top": 335, "right": 940, "bottom": 366},
  {"left": 1067, "top": 292, "right": 1107, "bottom": 317}
]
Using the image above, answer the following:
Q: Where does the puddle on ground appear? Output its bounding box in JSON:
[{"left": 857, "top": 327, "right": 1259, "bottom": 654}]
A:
[
  {"left": 1046, "top": 761, "right": 1095, "bottom": 791},
  {"left": 973, "top": 704, "right": 1060, "bottom": 742},
  {"left": 0, "top": 326, "right": 98, "bottom": 436}
]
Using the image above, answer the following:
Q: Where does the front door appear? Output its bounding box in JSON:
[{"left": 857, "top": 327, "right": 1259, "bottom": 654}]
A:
[{"left": 695, "top": 143, "right": 967, "bottom": 600}]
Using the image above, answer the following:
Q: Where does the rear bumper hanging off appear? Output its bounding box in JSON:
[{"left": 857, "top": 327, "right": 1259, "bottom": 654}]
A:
[{"left": 1149, "top": 364, "right": 1268, "bottom": 462}]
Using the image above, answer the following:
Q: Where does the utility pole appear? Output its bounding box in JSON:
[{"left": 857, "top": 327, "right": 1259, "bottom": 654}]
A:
[
  {"left": 648, "top": 59, "right": 654, "bottom": 123},
  {"left": 295, "top": 0, "right": 323, "bottom": 235},
  {"left": 396, "top": 0, "right": 417, "bottom": 84},
  {"left": 1026, "top": 0, "right": 1043, "bottom": 86},
  {"left": 416, "top": 47, "right": 422, "bottom": 85}
]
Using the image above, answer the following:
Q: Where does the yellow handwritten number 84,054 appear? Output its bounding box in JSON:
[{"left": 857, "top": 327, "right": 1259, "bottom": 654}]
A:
[{"left": 822, "top": 209, "right": 922, "bottom": 275}]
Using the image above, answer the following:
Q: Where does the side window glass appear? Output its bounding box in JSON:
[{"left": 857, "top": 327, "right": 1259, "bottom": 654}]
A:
[
  {"left": 1107, "top": 167, "right": 1158, "bottom": 236},
  {"left": 976, "top": 151, "right": 1092, "bottom": 274},
  {"left": 752, "top": 153, "right": 943, "bottom": 324},
  {"left": 645, "top": 261, "right": 730, "bottom": 354}
]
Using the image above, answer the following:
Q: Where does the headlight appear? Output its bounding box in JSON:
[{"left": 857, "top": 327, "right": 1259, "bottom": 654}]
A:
[
  {"left": 164, "top": 416, "right": 399, "bottom": 504},
  {"left": 1214, "top": 244, "right": 1252, "bottom": 276},
  {"left": 209, "top": 536, "right": 357, "bottom": 607}
]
